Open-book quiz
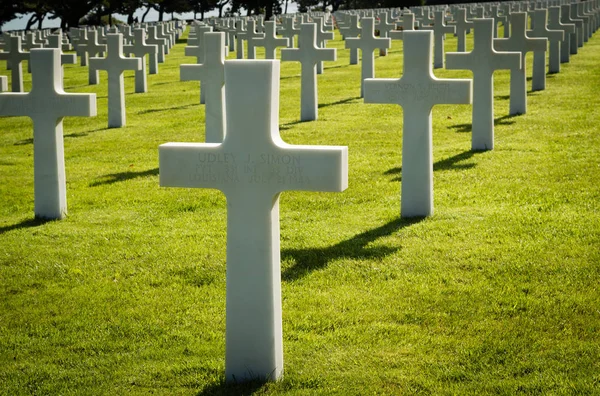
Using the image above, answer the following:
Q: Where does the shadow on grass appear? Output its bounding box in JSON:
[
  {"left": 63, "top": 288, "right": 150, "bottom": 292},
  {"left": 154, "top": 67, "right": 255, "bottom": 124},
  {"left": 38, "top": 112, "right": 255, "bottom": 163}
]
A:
[
  {"left": 494, "top": 113, "right": 521, "bottom": 126},
  {"left": 89, "top": 167, "right": 158, "bottom": 187},
  {"left": 13, "top": 128, "right": 107, "bottom": 145},
  {"left": 0, "top": 217, "right": 54, "bottom": 235},
  {"left": 323, "top": 63, "right": 354, "bottom": 71},
  {"left": 279, "top": 119, "right": 310, "bottom": 131},
  {"left": 197, "top": 379, "right": 266, "bottom": 396},
  {"left": 138, "top": 103, "right": 198, "bottom": 115},
  {"left": 318, "top": 96, "right": 361, "bottom": 109},
  {"left": 384, "top": 150, "right": 482, "bottom": 181},
  {"left": 449, "top": 123, "right": 472, "bottom": 133},
  {"left": 281, "top": 217, "right": 422, "bottom": 281}
]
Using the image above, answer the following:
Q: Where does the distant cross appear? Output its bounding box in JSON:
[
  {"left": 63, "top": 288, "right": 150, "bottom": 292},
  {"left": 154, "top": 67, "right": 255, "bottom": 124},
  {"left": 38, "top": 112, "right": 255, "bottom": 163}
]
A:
[
  {"left": 364, "top": 31, "right": 472, "bottom": 218},
  {"left": 562, "top": 5, "right": 583, "bottom": 55},
  {"left": 124, "top": 28, "right": 159, "bottom": 93},
  {"left": 253, "top": 21, "right": 289, "bottom": 60},
  {"left": 235, "top": 19, "right": 247, "bottom": 59},
  {"left": 528, "top": 9, "right": 564, "bottom": 90},
  {"left": 390, "top": 12, "right": 416, "bottom": 41},
  {"left": 450, "top": 8, "right": 474, "bottom": 52},
  {"left": 0, "top": 49, "right": 96, "bottom": 219},
  {"left": 156, "top": 24, "right": 173, "bottom": 51},
  {"left": 145, "top": 26, "right": 168, "bottom": 64},
  {"left": 184, "top": 25, "right": 213, "bottom": 103},
  {"left": 73, "top": 29, "right": 90, "bottom": 66},
  {"left": 375, "top": 11, "right": 396, "bottom": 56},
  {"left": 418, "top": 9, "right": 435, "bottom": 27},
  {"left": 489, "top": 5, "right": 508, "bottom": 38},
  {"left": 339, "top": 14, "right": 361, "bottom": 64},
  {"left": 447, "top": 19, "right": 521, "bottom": 151},
  {"left": 180, "top": 32, "right": 226, "bottom": 143},
  {"left": 84, "top": 30, "right": 107, "bottom": 85},
  {"left": 570, "top": 4, "right": 586, "bottom": 48},
  {"left": 0, "top": 36, "right": 30, "bottom": 92},
  {"left": 499, "top": 4, "right": 511, "bottom": 38},
  {"left": 281, "top": 23, "right": 337, "bottom": 121},
  {"left": 548, "top": 6, "right": 575, "bottom": 66},
  {"left": 312, "top": 16, "right": 334, "bottom": 74},
  {"left": 89, "top": 34, "right": 141, "bottom": 128},
  {"left": 279, "top": 17, "right": 300, "bottom": 48},
  {"left": 494, "top": 12, "right": 546, "bottom": 115},
  {"left": 47, "top": 34, "right": 77, "bottom": 67},
  {"left": 159, "top": 59, "right": 347, "bottom": 383},
  {"left": 345, "top": 17, "right": 391, "bottom": 98},
  {"left": 243, "top": 19, "right": 265, "bottom": 60},
  {"left": 422, "top": 11, "right": 456, "bottom": 68}
]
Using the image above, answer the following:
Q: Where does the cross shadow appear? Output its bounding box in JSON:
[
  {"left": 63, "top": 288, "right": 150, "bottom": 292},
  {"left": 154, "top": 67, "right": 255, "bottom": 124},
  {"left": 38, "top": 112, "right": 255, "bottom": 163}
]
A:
[
  {"left": 494, "top": 94, "right": 510, "bottom": 100},
  {"left": 89, "top": 167, "right": 158, "bottom": 187},
  {"left": 494, "top": 113, "right": 520, "bottom": 126},
  {"left": 196, "top": 378, "right": 266, "bottom": 396},
  {"left": 281, "top": 217, "right": 422, "bottom": 281},
  {"left": 383, "top": 150, "right": 481, "bottom": 182},
  {"left": 280, "top": 74, "right": 300, "bottom": 80},
  {"left": 318, "top": 96, "right": 361, "bottom": 108},
  {"left": 449, "top": 123, "right": 472, "bottom": 133},
  {"left": 323, "top": 63, "right": 353, "bottom": 70},
  {"left": 0, "top": 217, "right": 54, "bottom": 235},
  {"left": 137, "top": 104, "right": 198, "bottom": 115},
  {"left": 13, "top": 127, "right": 107, "bottom": 145},
  {"left": 279, "top": 119, "right": 309, "bottom": 131}
]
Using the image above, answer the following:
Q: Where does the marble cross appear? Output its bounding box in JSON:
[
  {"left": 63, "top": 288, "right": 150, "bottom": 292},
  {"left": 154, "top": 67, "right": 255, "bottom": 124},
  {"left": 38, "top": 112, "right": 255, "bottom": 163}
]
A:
[
  {"left": 422, "top": 11, "right": 456, "bottom": 68},
  {"left": 0, "top": 49, "right": 96, "bottom": 219},
  {"left": 180, "top": 32, "right": 226, "bottom": 143},
  {"left": 447, "top": 19, "right": 521, "bottom": 151},
  {"left": 450, "top": 8, "right": 474, "bottom": 52},
  {"left": 159, "top": 59, "right": 347, "bottom": 382},
  {"left": 279, "top": 17, "right": 300, "bottom": 48},
  {"left": 124, "top": 28, "right": 159, "bottom": 93},
  {"left": 242, "top": 19, "right": 265, "bottom": 60},
  {"left": 390, "top": 13, "right": 416, "bottom": 41},
  {"left": 146, "top": 26, "right": 168, "bottom": 63},
  {"left": 339, "top": 14, "right": 361, "bottom": 64},
  {"left": 253, "top": 21, "right": 289, "bottom": 59},
  {"left": 364, "top": 31, "right": 472, "bottom": 218},
  {"left": 548, "top": 6, "right": 575, "bottom": 66},
  {"left": 89, "top": 34, "right": 141, "bottom": 128},
  {"left": 281, "top": 23, "right": 336, "bottom": 121},
  {"left": 345, "top": 17, "right": 391, "bottom": 97},
  {"left": 375, "top": 11, "right": 396, "bottom": 56},
  {"left": 493, "top": 12, "right": 546, "bottom": 115},
  {"left": 0, "top": 36, "right": 30, "bottom": 92},
  {"left": 184, "top": 25, "right": 213, "bottom": 103},
  {"left": 528, "top": 9, "right": 564, "bottom": 91}
]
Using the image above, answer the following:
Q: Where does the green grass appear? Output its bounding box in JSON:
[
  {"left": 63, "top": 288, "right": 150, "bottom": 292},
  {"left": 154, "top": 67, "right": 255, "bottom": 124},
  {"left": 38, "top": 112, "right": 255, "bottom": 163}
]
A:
[{"left": 1, "top": 26, "right": 599, "bottom": 395}]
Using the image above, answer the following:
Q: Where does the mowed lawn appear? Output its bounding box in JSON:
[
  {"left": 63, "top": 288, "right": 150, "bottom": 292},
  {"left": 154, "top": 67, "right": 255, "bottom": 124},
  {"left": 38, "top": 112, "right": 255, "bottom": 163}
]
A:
[{"left": 0, "top": 23, "right": 599, "bottom": 395}]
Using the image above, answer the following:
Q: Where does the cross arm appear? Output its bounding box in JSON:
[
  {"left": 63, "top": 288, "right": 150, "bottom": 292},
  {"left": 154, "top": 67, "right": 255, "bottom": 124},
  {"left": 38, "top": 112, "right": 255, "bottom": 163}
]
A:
[
  {"left": 272, "top": 144, "right": 348, "bottom": 193},
  {"left": 159, "top": 142, "right": 225, "bottom": 189}
]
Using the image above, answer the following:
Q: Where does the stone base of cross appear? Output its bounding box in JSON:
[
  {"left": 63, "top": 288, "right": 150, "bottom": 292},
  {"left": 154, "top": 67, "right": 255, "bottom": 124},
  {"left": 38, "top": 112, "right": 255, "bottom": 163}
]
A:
[{"left": 159, "top": 59, "right": 348, "bottom": 381}]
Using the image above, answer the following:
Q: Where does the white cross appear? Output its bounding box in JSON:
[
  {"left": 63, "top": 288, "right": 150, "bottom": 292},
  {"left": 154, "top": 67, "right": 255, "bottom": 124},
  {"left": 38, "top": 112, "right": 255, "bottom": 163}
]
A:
[
  {"left": 528, "top": 8, "right": 564, "bottom": 89},
  {"left": 339, "top": 14, "right": 361, "bottom": 64},
  {"left": 447, "top": 19, "right": 521, "bottom": 151},
  {"left": 421, "top": 11, "right": 455, "bottom": 68},
  {"left": 90, "top": 33, "right": 142, "bottom": 128},
  {"left": 0, "top": 49, "right": 96, "bottom": 219},
  {"left": 0, "top": 36, "right": 29, "bottom": 92},
  {"left": 159, "top": 59, "right": 347, "bottom": 382},
  {"left": 281, "top": 23, "right": 336, "bottom": 121},
  {"left": 375, "top": 11, "right": 396, "bottom": 56},
  {"left": 180, "top": 32, "right": 226, "bottom": 143},
  {"left": 241, "top": 19, "right": 265, "bottom": 60},
  {"left": 252, "top": 21, "right": 289, "bottom": 59},
  {"left": 364, "top": 31, "right": 472, "bottom": 218},
  {"left": 449, "top": 8, "right": 473, "bottom": 52},
  {"left": 548, "top": 6, "right": 575, "bottom": 66},
  {"left": 146, "top": 26, "right": 168, "bottom": 64},
  {"left": 345, "top": 17, "right": 391, "bottom": 97},
  {"left": 390, "top": 13, "right": 416, "bottom": 41},
  {"left": 184, "top": 25, "right": 213, "bottom": 104},
  {"left": 279, "top": 17, "right": 300, "bottom": 48},
  {"left": 124, "top": 28, "right": 159, "bottom": 93},
  {"left": 494, "top": 12, "right": 546, "bottom": 115}
]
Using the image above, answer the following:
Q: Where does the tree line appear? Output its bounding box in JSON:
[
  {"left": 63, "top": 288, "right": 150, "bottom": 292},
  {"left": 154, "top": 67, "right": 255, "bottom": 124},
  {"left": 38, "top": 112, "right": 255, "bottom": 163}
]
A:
[{"left": 1, "top": 0, "right": 424, "bottom": 32}]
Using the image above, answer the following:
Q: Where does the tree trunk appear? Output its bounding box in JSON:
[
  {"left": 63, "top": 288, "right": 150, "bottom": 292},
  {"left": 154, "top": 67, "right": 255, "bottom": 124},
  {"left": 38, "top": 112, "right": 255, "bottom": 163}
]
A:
[
  {"left": 37, "top": 14, "right": 44, "bottom": 29},
  {"left": 142, "top": 7, "right": 151, "bottom": 22}
]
